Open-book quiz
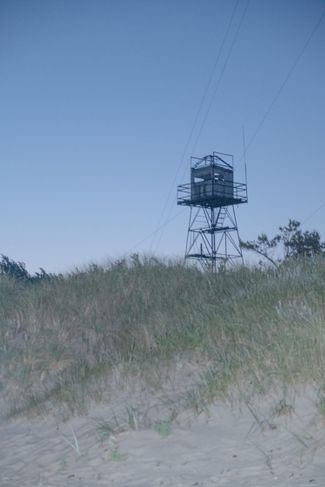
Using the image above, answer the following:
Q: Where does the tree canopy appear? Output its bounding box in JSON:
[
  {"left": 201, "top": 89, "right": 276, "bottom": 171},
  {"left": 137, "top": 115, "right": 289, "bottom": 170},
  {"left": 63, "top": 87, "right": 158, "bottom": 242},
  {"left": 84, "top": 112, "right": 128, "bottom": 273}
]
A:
[{"left": 241, "top": 219, "right": 325, "bottom": 267}]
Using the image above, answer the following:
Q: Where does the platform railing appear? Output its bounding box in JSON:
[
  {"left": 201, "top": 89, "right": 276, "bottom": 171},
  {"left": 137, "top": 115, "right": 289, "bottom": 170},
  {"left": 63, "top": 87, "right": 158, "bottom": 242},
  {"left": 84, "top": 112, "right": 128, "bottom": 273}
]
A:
[{"left": 177, "top": 180, "right": 247, "bottom": 205}]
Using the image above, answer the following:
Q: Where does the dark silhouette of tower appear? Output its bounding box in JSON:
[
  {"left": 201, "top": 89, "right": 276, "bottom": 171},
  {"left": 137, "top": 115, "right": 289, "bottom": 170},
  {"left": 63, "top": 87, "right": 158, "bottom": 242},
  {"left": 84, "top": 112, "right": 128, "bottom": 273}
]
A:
[{"left": 177, "top": 151, "right": 247, "bottom": 271}]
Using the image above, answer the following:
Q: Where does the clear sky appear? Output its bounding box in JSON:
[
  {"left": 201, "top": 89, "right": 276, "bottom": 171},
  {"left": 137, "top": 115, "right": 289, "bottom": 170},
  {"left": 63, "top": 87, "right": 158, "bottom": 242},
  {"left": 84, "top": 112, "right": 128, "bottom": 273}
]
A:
[{"left": 1, "top": 0, "right": 324, "bottom": 273}]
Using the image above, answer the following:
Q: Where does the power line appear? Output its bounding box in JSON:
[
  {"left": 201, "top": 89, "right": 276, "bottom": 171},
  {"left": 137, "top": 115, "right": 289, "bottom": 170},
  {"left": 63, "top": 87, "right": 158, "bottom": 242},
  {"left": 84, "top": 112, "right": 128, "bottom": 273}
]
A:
[
  {"left": 148, "top": 0, "right": 241, "bottom": 252},
  {"left": 302, "top": 201, "right": 325, "bottom": 226},
  {"left": 153, "top": 0, "right": 250, "bottom": 253},
  {"left": 236, "top": 6, "right": 325, "bottom": 168},
  {"left": 130, "top": 208, "right": 186, "bottom": 252},
  {"left": 236, "top": 7, "right": 325, "bottom": 236},
  {"left": 190, "top": 0, "right": 250, "bottom": 155},
  {"left": 131, "top": 5, "right": 325, "bottom": 256}
]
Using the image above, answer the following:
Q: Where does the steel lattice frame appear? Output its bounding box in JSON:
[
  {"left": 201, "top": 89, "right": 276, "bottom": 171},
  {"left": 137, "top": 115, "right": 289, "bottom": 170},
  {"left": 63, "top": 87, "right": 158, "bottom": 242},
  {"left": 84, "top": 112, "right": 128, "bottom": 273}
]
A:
[
  {"left": 177, "top": 152, "right": 247, "bottom": 272},
  {"left": 185, "top": 205, "right": 243, "bottom": 271}
]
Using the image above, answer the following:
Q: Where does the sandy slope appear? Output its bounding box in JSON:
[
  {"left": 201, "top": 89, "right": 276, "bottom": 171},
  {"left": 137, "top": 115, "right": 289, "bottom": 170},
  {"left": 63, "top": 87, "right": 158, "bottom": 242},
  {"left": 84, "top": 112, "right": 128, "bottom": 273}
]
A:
[{"left": 1, "top": 390, "right": 325, "bottom": 487}]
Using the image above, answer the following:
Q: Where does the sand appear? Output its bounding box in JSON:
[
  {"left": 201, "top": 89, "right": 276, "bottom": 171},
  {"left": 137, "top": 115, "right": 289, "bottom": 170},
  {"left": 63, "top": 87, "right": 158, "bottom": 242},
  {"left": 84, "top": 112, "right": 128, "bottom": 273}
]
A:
[{"left": 1, "top": 387, "right": 325, "bottom": 487}]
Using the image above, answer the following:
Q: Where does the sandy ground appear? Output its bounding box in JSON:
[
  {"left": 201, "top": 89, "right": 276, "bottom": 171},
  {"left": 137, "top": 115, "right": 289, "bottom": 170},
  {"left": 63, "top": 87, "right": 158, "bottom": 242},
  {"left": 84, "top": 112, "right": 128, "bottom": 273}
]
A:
[{"left": 1, "top": 389, "right": 325, "bottom": 487}]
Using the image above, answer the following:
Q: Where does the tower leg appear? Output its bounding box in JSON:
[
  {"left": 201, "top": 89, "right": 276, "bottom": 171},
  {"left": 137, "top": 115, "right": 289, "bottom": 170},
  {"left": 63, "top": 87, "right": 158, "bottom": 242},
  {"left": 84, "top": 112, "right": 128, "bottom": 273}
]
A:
[{"left": 184, "top": 205, "right": 243, "bottom": 271}]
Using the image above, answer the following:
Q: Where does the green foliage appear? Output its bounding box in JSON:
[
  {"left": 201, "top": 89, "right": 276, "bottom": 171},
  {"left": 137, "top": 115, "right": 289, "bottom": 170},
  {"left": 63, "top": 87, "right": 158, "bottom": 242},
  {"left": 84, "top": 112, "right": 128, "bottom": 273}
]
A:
[
  {"left": 154, "top": 419, "right": 172, "bottom": 437},
  {"left": 280, "top": 219, "right": 325, "bottom": 258},
  {"left": 110, "top": 450, "right": 128, "bottom": 462},
  {"left": 241, "top": 219, "right": 325, "bottom": 266},
  {"left": 1, "top": 254, "right": 325, "bottom": 420},
  {"left": 0, "top": 254, "right": 30, "bottom": 281},
  {"left": 240, "top": 233, "right": 280, "bottom": 267},
  {"left": 0, "top": 254, "right": 58, "bottom": 283}
]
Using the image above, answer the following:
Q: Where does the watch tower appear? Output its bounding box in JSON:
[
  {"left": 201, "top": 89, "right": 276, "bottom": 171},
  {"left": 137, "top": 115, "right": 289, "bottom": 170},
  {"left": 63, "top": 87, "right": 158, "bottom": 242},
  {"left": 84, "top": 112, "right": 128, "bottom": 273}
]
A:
[{"left": 177, "top": 151, "right": 247, "bottom": 271}]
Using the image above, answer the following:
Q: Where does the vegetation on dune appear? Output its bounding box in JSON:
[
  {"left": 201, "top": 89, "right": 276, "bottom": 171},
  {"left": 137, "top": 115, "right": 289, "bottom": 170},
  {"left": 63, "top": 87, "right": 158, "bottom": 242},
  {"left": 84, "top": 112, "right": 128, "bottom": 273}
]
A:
[
  {"left": 241, "top": 219, "right": 325, "bottom": 267},
  {"left": 0, "top": 254, "right": 59, "bottom": 283},
  {"left": 0, "top": 250, "right": 325, "bottom": 420}
]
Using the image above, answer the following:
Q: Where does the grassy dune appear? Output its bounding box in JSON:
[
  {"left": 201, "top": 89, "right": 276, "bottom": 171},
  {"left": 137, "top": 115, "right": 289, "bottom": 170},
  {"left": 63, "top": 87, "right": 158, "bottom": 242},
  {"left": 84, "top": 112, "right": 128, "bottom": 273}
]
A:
[{"left": 1, "top": 255, "right": 325, "bottom": 422}]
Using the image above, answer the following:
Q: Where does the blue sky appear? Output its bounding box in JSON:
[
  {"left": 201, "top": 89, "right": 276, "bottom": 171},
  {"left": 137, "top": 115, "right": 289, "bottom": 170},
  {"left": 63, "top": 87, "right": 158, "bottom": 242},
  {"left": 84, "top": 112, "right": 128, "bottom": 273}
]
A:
[{"left": 1, "top": 0, "right": 324, "bottom": 273}]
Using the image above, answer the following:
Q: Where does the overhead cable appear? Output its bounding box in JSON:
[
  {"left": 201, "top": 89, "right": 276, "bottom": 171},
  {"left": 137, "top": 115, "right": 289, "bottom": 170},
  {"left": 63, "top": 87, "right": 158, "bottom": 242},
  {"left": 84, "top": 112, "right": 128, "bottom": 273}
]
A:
[
  {"left": 236, "top": 7, "right": 325, "bottom": 168},
  {"left": 153, "top": 0, "right": 250, "bottom": 253},
  {"left": 148, "top": 0, "right": 241, "bottom": 253}
]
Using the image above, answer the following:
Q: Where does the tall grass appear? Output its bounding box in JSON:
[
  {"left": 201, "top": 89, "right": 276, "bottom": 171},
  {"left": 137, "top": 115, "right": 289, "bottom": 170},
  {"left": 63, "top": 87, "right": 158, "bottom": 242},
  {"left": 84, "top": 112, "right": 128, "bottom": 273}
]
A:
[{"left": 0, "top": 255, "right": 324, "bottom": 419}]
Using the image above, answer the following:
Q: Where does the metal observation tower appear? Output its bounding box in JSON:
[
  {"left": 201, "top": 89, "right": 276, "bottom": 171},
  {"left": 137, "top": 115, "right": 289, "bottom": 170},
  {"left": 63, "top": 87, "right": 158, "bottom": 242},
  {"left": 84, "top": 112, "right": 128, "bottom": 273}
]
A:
[{"left": 177, "top": 152, "right": 248, "bottom": 271}]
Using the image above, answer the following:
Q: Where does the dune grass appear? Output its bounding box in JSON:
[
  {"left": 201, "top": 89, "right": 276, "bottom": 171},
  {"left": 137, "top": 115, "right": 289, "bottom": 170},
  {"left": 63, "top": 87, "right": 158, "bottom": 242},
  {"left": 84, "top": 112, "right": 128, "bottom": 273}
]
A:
[{"left": 0, "top": 254, "right": 324, "bottom": 421}]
